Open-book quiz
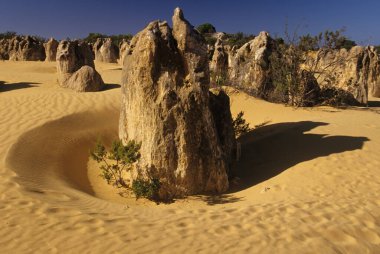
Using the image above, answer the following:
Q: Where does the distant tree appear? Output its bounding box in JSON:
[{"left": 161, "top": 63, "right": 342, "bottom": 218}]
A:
[
  {"left": 196, "top": 23, "right": 216, "bottom": 34},
  {"left": 225, "top": 32, "right": 255, "bottom": 48},
  {"left": 0, "top": 31, "right": 17, "bottom": 40},
  {"left": 83, "top": 33, "right": 133, "bottom": 46}
]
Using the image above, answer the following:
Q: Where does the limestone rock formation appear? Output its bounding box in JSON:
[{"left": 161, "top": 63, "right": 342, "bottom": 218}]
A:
[
  {"left": 7, "top": 36, "right": 45, "bottom": 61},
  {"left": 56, "top": 40, "right": 104, "bottom": 92},
  {"left": 367, "top": 46, "right": 380, "bottom": 97},
  {"left": 210, "top": 38, "right": 229, "bottom": 84},
  {"left": 93, "top": 38, "right": 119, "bottom": 63},
  {"left": 311, "top": 46, "right": 380, "bottom": 104},
  {"left": 119, "top": 39, "right": 129, "bottom": 65},
  {"left": 44, "top": 38, "right": 59, "bottom": 61},
  {"left": 229, "top": 31, "right": 273, "bottom": 95},
  {"left": 0, "top": 39, "right": 11, "bottom": 60},
  {"left": 119, "top": 8, "right": 235, "bottom": 199}
]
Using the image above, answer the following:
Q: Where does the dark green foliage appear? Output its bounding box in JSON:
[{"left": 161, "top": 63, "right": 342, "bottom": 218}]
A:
[
  {"left": 83, "top": 33, "right": 133, "bottom": 46},
  {"left": 225, "top": 32, "right": 255, "bottom": 48},
  {"left": 0, "top": 31, "right": 17, "bottom": 40},
  {"left": 196, "top": 23, "right": 216, "bottom": 34},
  {"left": 232, "top": 111, "right": 251, "bottom": 138},
  {"left": 0, "top": 31, "right": 46, "bottom": 42},
  {"left": 205, "top": 36, "right": 217, "bottom": 46},
  {"left": 132, "top": 178, "right": 160, "bottom": 200},
  {"left": 91, "top": 139, "right": 162, "bottom": 201},
  {"left": 90, "top": 139, "right": 141, "bottom": 188}
]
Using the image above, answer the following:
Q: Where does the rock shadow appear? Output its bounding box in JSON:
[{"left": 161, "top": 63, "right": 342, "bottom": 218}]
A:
[
  {"left": 194, "top": 194, "right": 244, "bottom": 206},
  {"left": 0, "top": 81, "right": 40, "bottom": 92},
  {"left": 229, "top": 121, "right": 369, "bottom": 192},
  {"left": 102, "top": 83, "right": 121, "bottom": 91}
]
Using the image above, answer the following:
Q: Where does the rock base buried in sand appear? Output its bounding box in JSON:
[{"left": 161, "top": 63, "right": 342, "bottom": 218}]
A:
[{"left": 56, "top": 40, "right": 104, "bottom": 92}]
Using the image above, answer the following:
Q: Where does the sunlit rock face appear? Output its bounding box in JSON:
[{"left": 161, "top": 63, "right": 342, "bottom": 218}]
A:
[
  {"left": 56, "top": 40, "right": 104, "bottom": 92},
  {"left": 93, "top": 38, "right": 119, "bottom": 63},
  {"left": 119, "top": 8, "right": 235, "bottom": 199},
  {"left": 44, "top": 38, "right": 59, "bottom": 62},
  {"left": 228, "top": 31, "right": 273, "bottom": 95},
  {"left": 6, "top": 36, "right": 46, "bottom": 61}
]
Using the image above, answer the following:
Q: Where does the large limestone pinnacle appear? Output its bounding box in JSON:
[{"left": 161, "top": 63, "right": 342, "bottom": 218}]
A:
[{"left": 119, "top": 8, "right": 235, "bottom": 199}]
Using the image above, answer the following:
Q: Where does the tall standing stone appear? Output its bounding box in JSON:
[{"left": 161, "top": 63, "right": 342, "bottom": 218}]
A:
[{"left": 119, "top": 8, "right": 235, "bottom": 199}]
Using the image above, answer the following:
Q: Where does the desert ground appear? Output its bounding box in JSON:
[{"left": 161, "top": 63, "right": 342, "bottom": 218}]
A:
[{"left": 1, "top": 60, "right": 380, "bottom": 253}]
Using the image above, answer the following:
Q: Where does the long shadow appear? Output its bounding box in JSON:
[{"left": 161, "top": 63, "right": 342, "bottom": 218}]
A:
[
  {"left": 102, "top": 83, "right": 121, "bottom": 91},
  {"left": 368, "top": 101, "right": 380, "bottom": 107},
  {"left": 0, "top": 81, "right": 40, "bottom": 92},
  {"left": 229, "top": 121, "right": 369, "bottom": 192}
]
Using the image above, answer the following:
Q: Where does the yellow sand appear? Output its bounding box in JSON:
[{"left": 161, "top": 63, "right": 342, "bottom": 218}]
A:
[{"left": 1, "top": 61, "right": 380, "bottom": 253}]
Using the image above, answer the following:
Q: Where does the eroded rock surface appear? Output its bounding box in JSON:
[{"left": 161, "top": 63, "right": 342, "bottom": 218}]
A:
[
  {"left": 56, "top": 40, "right": 104, "bottom": 92},
  {"left": 4, "top": 36, "right": 46, "bottom": 61},
  {"left": 93, "top": 38, "right": 119, "bottom": 63},
  {"left": 229, "top": 31, "right": 273, "bottom": 95},
  {"left": 44, "top": 38, "right": 59, "bottom": 62},
  {"left": 119, "top": 8, "right": 234, "bottom": 199}
]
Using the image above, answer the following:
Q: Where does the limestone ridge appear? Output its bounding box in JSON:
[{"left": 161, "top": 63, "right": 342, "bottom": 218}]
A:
[
  {"left": 119, "top": 8, "right": 235, "bottom": 199},
  {"left": 56, "top": 40, "right": 104, "bottom": 92},
  {"left": 0, "top": 36, "right": 45, "bottom": 61}
]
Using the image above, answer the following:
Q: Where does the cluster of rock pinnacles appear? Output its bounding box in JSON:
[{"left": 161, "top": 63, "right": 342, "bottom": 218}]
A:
[{"left": 1, "top": 8, "right": 380, "bottom": 199}]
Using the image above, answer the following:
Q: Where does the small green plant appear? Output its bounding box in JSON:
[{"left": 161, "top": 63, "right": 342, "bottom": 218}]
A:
[
  {"left": 232, "top": 111, "right": 251, "bottom": 138},
  {"left": 90, "top": 139, "right": 162, "bottom": 201},
  {"left": 90, "top": 139, "right": 141, "bottom": 188},
  {"left": 132, "top": 178, "right": 160, "bottom": 200}
]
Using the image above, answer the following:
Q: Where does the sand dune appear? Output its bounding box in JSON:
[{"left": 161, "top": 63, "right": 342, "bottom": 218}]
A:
[{"left": 1, "top": 61, "right": 380, "bottom": 253}]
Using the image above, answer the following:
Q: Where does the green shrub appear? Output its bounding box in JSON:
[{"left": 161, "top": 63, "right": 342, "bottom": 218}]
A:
[
  {"left": 232, "top": 111, "right": 251, "bottom": 138},
  {"left": 132, "top": 178, "right": 160, "bottom": 200},
  {"left": 90, "top": 139, "right": 141, "bottom": 188},
  {"left": 91, "top": 139, "right": 162, "bottom": 201},
  {"left": 196, "top": 23, "right": 216, "bottom": 34}
]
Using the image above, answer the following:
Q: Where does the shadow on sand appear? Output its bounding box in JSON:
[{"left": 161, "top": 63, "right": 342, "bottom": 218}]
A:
[
  {"left": 0, "top": 81, "right": 40, "bottom": 92},
  {"left": 229, "top": 121, "right": 369, "bottom": 192},
  {"left": 102, "top": 83, "right": 121, "bottom": 91}
]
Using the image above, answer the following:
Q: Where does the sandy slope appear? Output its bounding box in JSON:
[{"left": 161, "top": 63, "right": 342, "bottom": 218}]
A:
[{"left": 0, "top": 61, "right": 380, "bottom": 253}]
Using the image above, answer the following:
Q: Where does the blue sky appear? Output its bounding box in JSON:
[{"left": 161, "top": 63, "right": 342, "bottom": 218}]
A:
[{"left": 0, "top": 0, "right": 379, "bottom": 45}]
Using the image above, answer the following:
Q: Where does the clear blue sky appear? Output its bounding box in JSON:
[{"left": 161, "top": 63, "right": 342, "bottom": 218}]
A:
[{"left": 0, "top": 0, "right": 379, "bottom": 45}]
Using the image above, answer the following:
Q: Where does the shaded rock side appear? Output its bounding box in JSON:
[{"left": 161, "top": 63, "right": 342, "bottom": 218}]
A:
[
  {"left": 119, "top": 8, "right": 234, "bottom": 199},
  {"left": 93, "top": 38, "right": 119, "bottom": 63},
  {"left": 44, "top": 38, "right": 59, "bottom": 62},
  {"left": 56, "top": 40, "right": 104, "bottom": 92}
]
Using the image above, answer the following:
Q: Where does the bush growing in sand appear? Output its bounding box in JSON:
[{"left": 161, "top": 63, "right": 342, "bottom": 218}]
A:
[
  {"left": 232, "top": 111, "right": 251, "bottom": 138},
  {"left": 90, "top": 139, "right": 160, "bottom": 200}
]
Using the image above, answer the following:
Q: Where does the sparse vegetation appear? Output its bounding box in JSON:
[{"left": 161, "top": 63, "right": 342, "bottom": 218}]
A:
[
  {"left": 225, "top": 32, "right": 255, "bottom": 48},
  {"left": 232, "top": 111, "right": 251, "bottom": 138},
  {"left": 197, "top": 23, "right": 216, "bottom": 34},
  {"left": 83, "top": 33, "right": 133, "bottom": 46},
  {"left": 269, "top": 28, "right": 356, "bottom": 106},
  {"left": 90, "top": 139, "right": 160, "bottom": 201}
]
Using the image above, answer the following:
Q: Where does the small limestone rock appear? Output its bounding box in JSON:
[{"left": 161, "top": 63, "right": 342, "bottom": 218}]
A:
[{"left": 56, "top": 40, "right": 104, "bottom": 92}]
